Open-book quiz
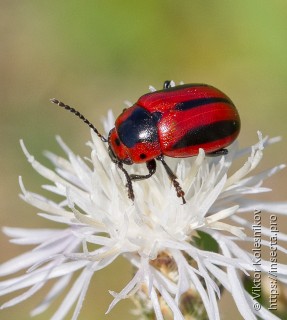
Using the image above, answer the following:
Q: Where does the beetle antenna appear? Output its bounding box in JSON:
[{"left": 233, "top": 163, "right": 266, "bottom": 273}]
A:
[{"left": 50, "top": 98, "right": 108, "bottom": 142}]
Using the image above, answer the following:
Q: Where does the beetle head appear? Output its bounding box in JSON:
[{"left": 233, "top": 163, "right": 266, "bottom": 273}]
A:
[{"left": 108, "top": 128, "right": 133, "bottom": 165}]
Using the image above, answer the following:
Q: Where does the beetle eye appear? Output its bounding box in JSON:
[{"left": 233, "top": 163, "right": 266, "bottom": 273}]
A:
[{"left": 115, "top": 138, "right": 121, "bottom": 146}]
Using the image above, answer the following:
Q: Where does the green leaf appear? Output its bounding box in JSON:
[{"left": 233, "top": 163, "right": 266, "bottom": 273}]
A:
[{"left": 193, "top": 231, "right": 219, "bottom": 253}]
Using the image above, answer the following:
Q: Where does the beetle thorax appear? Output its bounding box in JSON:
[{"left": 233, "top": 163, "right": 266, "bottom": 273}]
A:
[{"left": 108, "top": 105, "right": 162, "bottom": 164}]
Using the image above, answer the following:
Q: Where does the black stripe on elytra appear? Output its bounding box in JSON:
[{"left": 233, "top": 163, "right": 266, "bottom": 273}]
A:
[
  {"left": 174, "top": 97, "right": 234, "bottom": 111},
  {"left": 172, "top": 120, "right": 240, "bottom": 149}
]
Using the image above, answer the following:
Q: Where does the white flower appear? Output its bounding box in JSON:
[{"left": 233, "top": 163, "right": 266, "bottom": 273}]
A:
[{"left": 1, "top": 109, "right": 287, "bottom": 319}]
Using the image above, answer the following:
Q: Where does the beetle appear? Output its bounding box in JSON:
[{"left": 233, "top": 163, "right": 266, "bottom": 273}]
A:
[{"left": 51, "top": 81, "right": 240, "bottom": 204}]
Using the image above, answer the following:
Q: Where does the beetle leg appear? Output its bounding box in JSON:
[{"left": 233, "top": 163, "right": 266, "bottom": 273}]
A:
[
  {"left": 163, "top": 80, "right": 172, "bottom": 89},
  {"left": 207, "top": 148, "right": 228, "bottom": 157},
  {"left": 157, "top": 155, "right": 186, "bottom": 204},
  {"left": 108, "top": 147, "right": 134, "bottom": 201},
  {"left": 130, "top": 160, "right": 157, "bottom": 181},
  {"left": 117, "top": 162, "right": 134, "bottom": 201}
]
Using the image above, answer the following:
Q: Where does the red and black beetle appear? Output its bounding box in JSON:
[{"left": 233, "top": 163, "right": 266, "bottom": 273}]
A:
[{"left": 51, "top": 81, "right": 240, "bottom": 204}]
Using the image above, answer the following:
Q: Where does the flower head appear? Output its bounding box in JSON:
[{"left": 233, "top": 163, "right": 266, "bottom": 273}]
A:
[{"left": 1, "top": 88, "right": 287, "bottom": 320}]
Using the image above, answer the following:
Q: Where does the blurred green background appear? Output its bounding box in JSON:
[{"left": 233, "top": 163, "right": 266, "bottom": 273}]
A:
[{"left": 1, "top": 1, "right": 287, "bottom": 319}]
